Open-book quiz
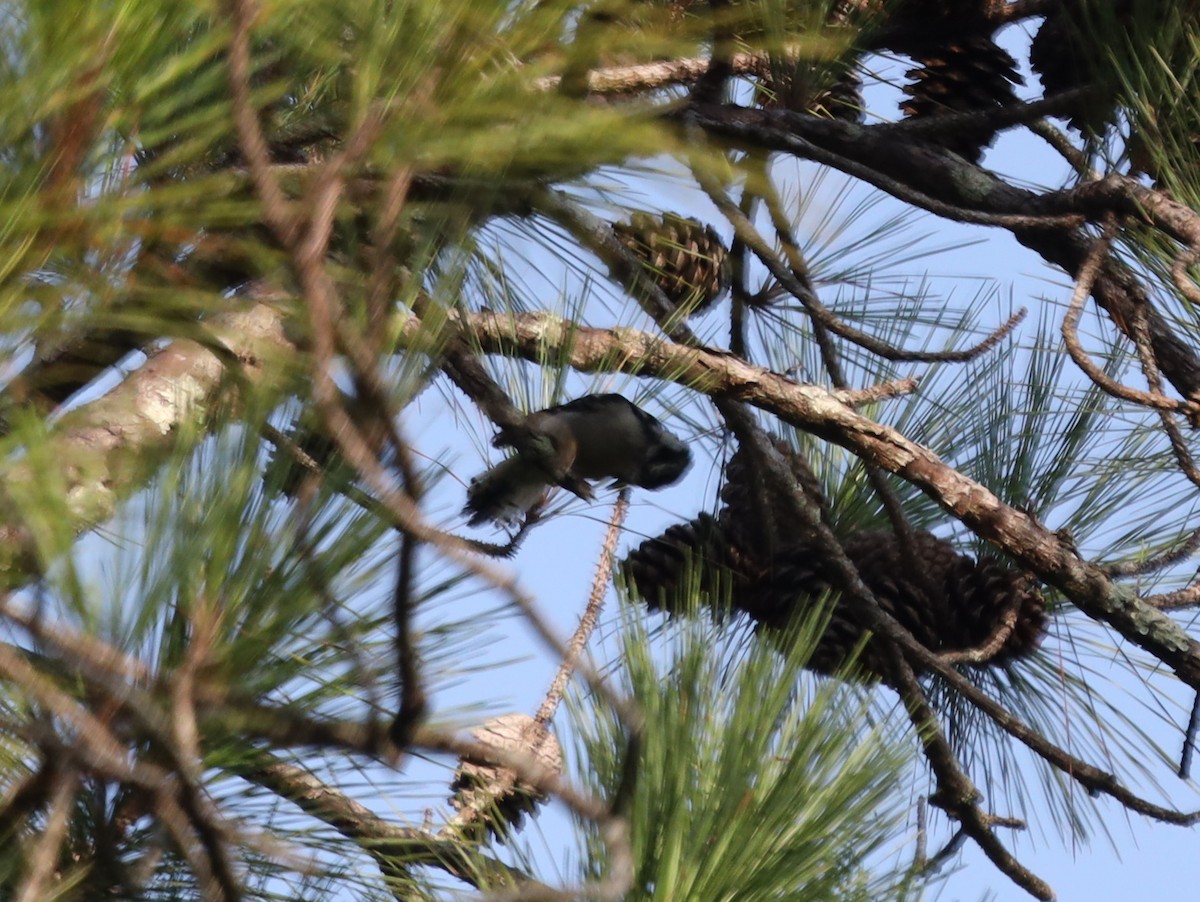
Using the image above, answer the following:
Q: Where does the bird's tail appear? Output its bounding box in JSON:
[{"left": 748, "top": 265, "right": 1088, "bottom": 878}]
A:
[{"left": 463, "top": 456, "right": 552, "bottom": 527}]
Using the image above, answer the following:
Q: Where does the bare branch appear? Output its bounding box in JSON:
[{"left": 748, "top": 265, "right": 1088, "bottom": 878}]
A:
[
  {"left": 936, "top": 604, "right": 1019, "bottom": 666},
  {"left": 536, "top": 490, "right": 631, "bottom": 726},
  {"left": 390, "top": 524, "right": 428, "bottom": 748},
  {"left": 1061, "top": 224, "right": 1197, "bottom": 416},
  {"left": 1107, "top": 526, "right": 1200, "bottom": 579},
  {"left": 1181, "top": 693, "right": 1200, "bottom": 780}
]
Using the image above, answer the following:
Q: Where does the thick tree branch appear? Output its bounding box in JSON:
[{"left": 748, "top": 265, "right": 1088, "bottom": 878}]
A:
[{"left": 0, "top": 297, "right": 295, "bottom": 580}]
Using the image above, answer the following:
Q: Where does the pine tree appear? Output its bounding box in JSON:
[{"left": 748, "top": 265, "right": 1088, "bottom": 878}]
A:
[{"left": 1, "top": 1, "right": 1200, "bottom": 900}]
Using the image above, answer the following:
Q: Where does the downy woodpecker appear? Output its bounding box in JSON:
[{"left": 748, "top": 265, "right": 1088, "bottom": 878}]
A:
[{"left": 464, "top": 393, "right": 692, "bottom": 526}]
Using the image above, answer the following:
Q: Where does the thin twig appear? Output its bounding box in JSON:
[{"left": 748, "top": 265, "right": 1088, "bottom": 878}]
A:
[
  {"left": 1128, "top": 302, "right": 1200, "bottom": 489},
  {"left": 1170, "top": 247, "right": 1200, "bottom": 307},
  {"left": 921, "top": 828, "right": 967, "bottom": 876},
  {"left": 887, "top": 654, "right": 1050, "bottom": 900},
  {"left": 1061, "top": 224, "right": 1195, "bottom": 415},
  {"left": 754, "top": 171, "right": 932, "bottom": 575},
  {"left": 1028, "top": 119, "right": 1095, "bottom": 179},
  {"left": 913, "top": 796, "right": 928, "bottom": 870},
  {"left": 1180, "top": 692, "right": 1200, "bottom": 779},
  {"left": 1146, "top": 581, "right": 1200, "bottom": 610},
  {"left": 536, "top": 490, "right": 631, "bottom": 725},
  {"left": 533, "top": 50, "right": 772, "bottom": 96},
  {"left": 390, "top": 525, "right": 428, "bottom": 747},
  {"left": 1105, "top": 525, "right": 1200, "bottom": 579},
  {"left": 727, "top": 180, "right": 758, "bottom": 361},
  {"left": 168, "top": 610, "right": 244, "bottom": 902},
  {"left": 830, "top": 377, "right": 921, "bottom": 405},
  {"left": 242, "top": 757, "right": 541, "bottom": 893},
  {"left": 936, "top": 601, "right": 1019, "bottom": 666},
  {"left": 366, "top": 166, "right": 415, "bottom": 346}
]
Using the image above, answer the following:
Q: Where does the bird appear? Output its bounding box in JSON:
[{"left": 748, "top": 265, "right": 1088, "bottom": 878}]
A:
[{"left": 464, "top": 394, "right": 692, "bottom": 527}]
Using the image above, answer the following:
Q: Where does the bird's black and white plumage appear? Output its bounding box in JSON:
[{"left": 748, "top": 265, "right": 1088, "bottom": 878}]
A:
[{"left": 464, "top": 394, "right": 692, "bottom": 526}]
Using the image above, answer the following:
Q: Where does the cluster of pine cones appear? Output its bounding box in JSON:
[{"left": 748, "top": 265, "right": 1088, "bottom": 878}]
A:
[
  {"left": 622, "top": 438, "right": 1047, "bottom": 681},
  {"left": 712, "top": 0, "right": 1177, "bottom": 159},
  {"left": 615, "top": 1, "right": 1193, "bottom": 161}
]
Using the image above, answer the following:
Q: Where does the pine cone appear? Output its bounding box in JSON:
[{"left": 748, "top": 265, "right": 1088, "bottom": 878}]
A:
[
  {"left": 621, "top": 512, "right": 747, "bottom": 616},
  {"left": 613, "top": 212, "right": 730, "bottom": 314},
  {"left": 744, "top": 531, "right": 954, "bottom": 642},
  {"left": 816, "top": 69, "right": 866, "bottom": 122},
  {"left": 719, "top": 437, "right": 830, "bottom": 556},
  {"left": 623, "top": 513, "right": 1048, "bottom": 680},
  {"left": 448, "top": 714, "right": 563, "bottom": 842},
  {"left": 1027, "top": 0, "right": 1156, "bottom": 135},
  {"left": 899, "top": 34, "right": 1023, "bottom": 161},
  {"left": 875, "top": 0, "right": 992, "bottom": 55},
  {"left": 744, "top": 531, "right": 1045, "bottom": 678},
  {"left": 1029, "top": 0, "right": 1135, "bottom": 135},
  {"left": 623, "top": 431, "right": 1045, "bottom": 678}
]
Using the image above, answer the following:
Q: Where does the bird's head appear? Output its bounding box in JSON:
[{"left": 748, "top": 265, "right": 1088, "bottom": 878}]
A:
[{"left": 637, "top": 429, "right": 692, "bottom": 489}]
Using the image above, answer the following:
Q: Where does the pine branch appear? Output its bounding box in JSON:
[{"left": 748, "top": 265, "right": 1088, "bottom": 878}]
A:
[
  {"left": 0, "top": 296, "right": 295, "bottom": 579},
  {"left": 240, "top": 757, "right": 541, "bottom": 894},
  {"left": 7, "top": 296, "right": 1200, "bottom": 697},
  {"left": 682, "top": 103, "right": 1200, "bottom": 402}
]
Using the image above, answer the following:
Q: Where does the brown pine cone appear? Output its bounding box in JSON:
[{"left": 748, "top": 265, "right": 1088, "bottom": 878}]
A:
[
  {"left": 718, "top": 437, "right": 830, "bottom": 557},
  {"left": 899, "top": 34, "right": 1023, "bottom": 160},
  {"left": 613, "top": 212, "right": 730, "bottom": 315},
  {"left": 1029, "top": 0, "right": 1136, "bottom": 134},
  {"left": 448, "top": 714, "right": 563, "bottom": 842},
  {"left": 743, "top": 531, "right": 1045, "bottom": 678},
  {"left": 621, "top": 512, "right": 748, "bottom": 616},
  {"left": 623, "top": 516, "right": 1048, "bottom": 680}
]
